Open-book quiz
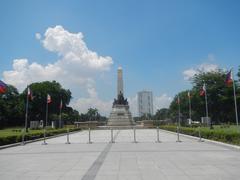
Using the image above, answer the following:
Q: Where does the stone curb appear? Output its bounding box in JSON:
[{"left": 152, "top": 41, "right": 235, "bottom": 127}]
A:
[
  {"left": 160, "top": 128, "right": 240, "bottom": 150},
  {"left": 0, "top": 130, "right": 81, "bottom": 150}
]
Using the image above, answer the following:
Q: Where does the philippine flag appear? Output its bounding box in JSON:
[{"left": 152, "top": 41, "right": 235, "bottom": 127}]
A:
[
  {"left": 27, "top": 87, "right": 33, "bottom": 100},
  {"left": 176, "top": 95, "right": 180, "bottom": 105},
  {"left": 47, "top": 94, "right": 52, "bottom": 104},
  {"left": 200, "top": 84, "right": 206, "bottom": 96},
  {"left": 225, "top": 70, "right": 233, "bottom": 86},
  {"left": 59, "top": 99, "right": 63, "bottom": 109},
  {"left": 0, "top": 80, "right": 7, "bottom": 94}
]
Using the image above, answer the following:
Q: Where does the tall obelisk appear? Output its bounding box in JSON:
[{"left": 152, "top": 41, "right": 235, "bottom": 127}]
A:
[
  {"left": 107, "top": 67, "right": 135, "bottom": 126},
  {"left": 117, "top": 67, "right": 124, "bottom": 95}
]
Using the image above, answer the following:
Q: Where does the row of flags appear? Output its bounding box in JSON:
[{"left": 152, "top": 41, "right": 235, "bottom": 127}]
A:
[
  {"left": 25, "top": 87, "right": 62, "bottom": 129},
  {"left": 25, "top": 87, "right": 62, "bottom": 107},
  {"left": 176, "top": 69, "right": 234, "bottom": 102},
  {"left": 1, "top": 82, "right": 63, "bottom": 129},
  {"left": 176, "top": 69, "right": 238, "bottom": 126},
  {"left": 0, "top": 81, "right": 57, "bottom": 105}
]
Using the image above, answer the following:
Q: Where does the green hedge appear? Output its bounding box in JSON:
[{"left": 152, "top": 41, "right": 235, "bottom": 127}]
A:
[
  {"left": 160, "top": 125, "right": 240, "bottom": 145},
  {"left": 0, "top": 128, "right": 81, "bottom": 146}
]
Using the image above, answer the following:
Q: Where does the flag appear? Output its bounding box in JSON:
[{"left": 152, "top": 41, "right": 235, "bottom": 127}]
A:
[
  {"left": 47, "top": 94, "right": 52, "bottom": 104},
  {"left": 27, "top": 87, "right": 33, "bottom": 100},
  {"left": 187, "top": 91, "right": 191, "bottom": 98},
  {"left": 59, "top": 99, "right": 63, "bottom": 109},
  {"left": 0, "top": 80, "right": 7, "bottom": 94},
  {"left": 225, "top": 70, "right": 233, "bottom": 86},
  {"left": 176, "top": 95, "right": 180, "bottom": 105},
  {"left": 200, "top": 84, "right": 206, "bottom": 96}
]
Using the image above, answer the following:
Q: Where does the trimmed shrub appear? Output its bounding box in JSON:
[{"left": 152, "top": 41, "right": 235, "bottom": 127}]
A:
[
  {"left": 0, "top": 128, "right": 81, "bottom": 146},
  {"left": 160, "top": 125, "right": 240, "bottom": 145}
]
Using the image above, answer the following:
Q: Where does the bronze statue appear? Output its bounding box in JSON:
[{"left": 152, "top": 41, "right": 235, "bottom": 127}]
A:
[{"left": 113, "top": 91, "right": 128, "bottom": 106}]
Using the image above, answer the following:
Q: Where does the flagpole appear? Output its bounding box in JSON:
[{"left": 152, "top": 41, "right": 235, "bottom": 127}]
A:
[
  {"left": 178, "top": 95, "right": 181, "bottom": 128},
  {"left": 204, "top": 83, "right": 209, "bottom": 118},
  {"left": 188, "top": 91, "right": 192, "bottom": 120},
  {"left": 45, "top": 96, "right": 48, "bottom": 128},
  {"left": 59, "top": 100, "right": 62, "bottom": 129},
  {"left": 176, "top": 95, "right": 181, "bottom": 142},
  {"left": 231, "top": 69, "right": 239, "bottom": 126},
  {"left": 24, "top": 86, "right": 29, "bottom": 133},
  {"left": 42, "top": 95, "right": 49, "bottom": 145}
]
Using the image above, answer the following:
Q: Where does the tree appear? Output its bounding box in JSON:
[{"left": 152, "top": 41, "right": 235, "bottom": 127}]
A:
[
  {"left": 0, "top": 85, "right": 24, "bottom": 128},
  {"left": 87, "top": 108, "right": 100, "bottom": 121},
  {"left": 237, "top": 66, "right": 240, "bottom": 82},
  {"left": 154, "top": 108, "right": 170, "bottom": 120},
  {"left": 169, "top": 69, "right": 240, "bottom": 125},
  {"left": 22, "top": 81, "right": 72, "bottom": 125},
  {"left": 191, "top": 69, "right": 237, "bottom": 124},
  {"left": 78, "top": 108, "right": 106, "bottom": 122},
  {"left": 169, "top": 91, "right": 189, "bottom": 124}
]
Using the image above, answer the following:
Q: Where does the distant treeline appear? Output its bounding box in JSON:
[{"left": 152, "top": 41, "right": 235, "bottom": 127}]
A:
[{"left": 0, "top": 81, "right": 106, "bottom": 128}]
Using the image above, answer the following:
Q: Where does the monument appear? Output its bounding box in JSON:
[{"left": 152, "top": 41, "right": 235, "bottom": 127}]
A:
[{"left": 107, "top": 67, "right": 135, "bottom": 126}]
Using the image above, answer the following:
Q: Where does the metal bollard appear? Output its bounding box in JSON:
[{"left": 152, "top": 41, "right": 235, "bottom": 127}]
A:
[
  {"left": 66, "top": 128, "right": 71, "bottom": 144},
  {"left": 88, "top": 128, "right": 93, "bottom": 144},
  {"left": 110, "top": 128, "right": 115, "bottom": 143},
  {"left": 198, "top": 127, "right": 204, "bottom": 142},
  {"left": 42, "top": 128, "right": 48, "bottom": 145},
  {"left": 21, "top": 129, "right": 25, "bottom": 146},
  {"left": 133, "top": 127, "right": 137, "bottom": 143},
  {"left": 156, "top": 126, "right": 161, "bottom": 143},
  {"left": 176, "top": 126, "right": 182, "bottom": 142}
]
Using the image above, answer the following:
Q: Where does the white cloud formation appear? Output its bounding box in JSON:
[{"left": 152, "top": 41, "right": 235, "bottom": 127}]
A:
[
  {"left": 183, "top": 63, "right": 218, "bottom": 80},
  {"left": 35, "top": 33, "right": 41, "bottom": 40},
  {"left": 71, "top": 97, "right": 112, "bottom": 116},
  {"left": 3, "top": 26, "right": 114, "bottom": 114},
  {"left": 183, "top": 54, "right": 219, "bottom": 80},
  {"left": 3, "top": 25, "right": 172, "bottom": 116},
  {"left": 153, "top": 94, "right": 173, "bottom": 112}
]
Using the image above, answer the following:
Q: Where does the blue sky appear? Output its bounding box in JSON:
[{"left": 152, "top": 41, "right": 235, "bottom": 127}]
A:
[{"left": 0, "top": 0, "right": 240, "bottom": 115}]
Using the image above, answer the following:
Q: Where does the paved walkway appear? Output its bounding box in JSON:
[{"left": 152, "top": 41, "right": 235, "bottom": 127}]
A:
[{"left": 0, "top": 129, "right": 240, "bottom": 180}]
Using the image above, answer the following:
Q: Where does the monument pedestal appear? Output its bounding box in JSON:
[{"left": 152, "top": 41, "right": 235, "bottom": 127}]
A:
[{"left": 108, "top": 105, "right": 134, "bottom": 126}]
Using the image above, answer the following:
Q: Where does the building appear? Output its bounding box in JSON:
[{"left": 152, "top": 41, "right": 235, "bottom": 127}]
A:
[{"left": 138, "top": 91, "right": 153, "bottom": 117}]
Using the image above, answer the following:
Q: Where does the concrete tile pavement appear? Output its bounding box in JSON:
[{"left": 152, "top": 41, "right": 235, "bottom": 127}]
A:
[{"left": 0, "top": 128, "right": 239, "bottom": 180}]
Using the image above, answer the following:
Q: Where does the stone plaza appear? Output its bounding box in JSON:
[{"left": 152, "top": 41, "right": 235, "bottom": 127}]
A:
[{"left": 0, "top": 129, "right": 240, "bottom": 180}]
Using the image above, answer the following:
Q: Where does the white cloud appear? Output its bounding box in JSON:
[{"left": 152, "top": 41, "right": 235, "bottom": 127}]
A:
[
  {"left": 3, "top": 26, "right": 113, "bottom": 114},
  {"left": 183, "top": 54, "right": 219, "bottom": 80},
  {"left": 128, "top": 95, "right": 138, "bottom": 116},
  {"left": 42, "top": 25, "right": 113, "bottom": 71},
  {"left": 183, "top": 68, "right": 197, "bottom": 80},
  {"left": 183, "top": 63, "right": 218, "bottom": 80},
  {"left": 71, "top": 95, "right": 112, "bottom": 116},
  {"left": 153, "top": 94, "right": 172, "bottom": 112},
  {"left": 35, "top": 33, "right": 41, "bottom": 40},
  {"left": 2, "top": 25, "right": 172, "bottom": 116}
]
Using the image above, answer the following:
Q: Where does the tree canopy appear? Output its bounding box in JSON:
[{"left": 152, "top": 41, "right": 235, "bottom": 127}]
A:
[
  {"left": 0, "top": 80, "right": 107, "bottom": 128},
  {"left": 22, "top": 81, "right": 72, "bottom": 122},
  {"left": 166, "top": 68, "right": 240, "bottom": 124}
]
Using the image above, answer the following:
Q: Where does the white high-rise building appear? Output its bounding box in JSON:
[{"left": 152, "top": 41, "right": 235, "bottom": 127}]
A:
[{"left": 138, "top": 91, "right": 153, "bottom": 117}]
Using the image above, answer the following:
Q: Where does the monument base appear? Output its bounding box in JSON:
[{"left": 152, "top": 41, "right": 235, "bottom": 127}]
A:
[{"left": 107, "top": 105, "right": 135, "bottom": 126}]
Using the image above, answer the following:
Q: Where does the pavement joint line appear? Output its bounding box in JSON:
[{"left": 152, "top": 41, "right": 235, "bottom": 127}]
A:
[
  {"left": 81, "top": 130, "right": 120, "bottom": 180},
  {"left": 160, "top": 128, "right": 240, "bottom": 151}
]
